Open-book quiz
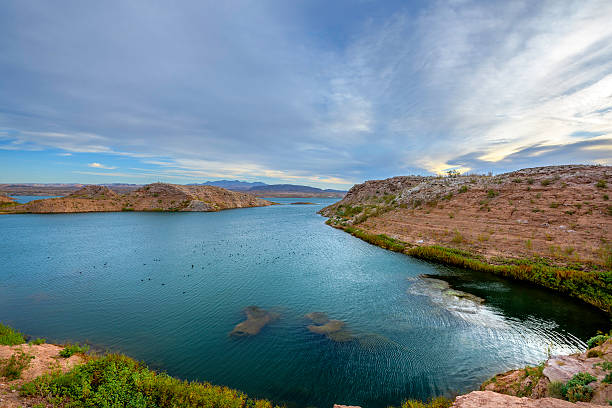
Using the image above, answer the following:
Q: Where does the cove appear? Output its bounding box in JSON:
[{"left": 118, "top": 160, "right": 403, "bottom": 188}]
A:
[{"left": 0, "top": 197, "right": 608, "bottom": 408}]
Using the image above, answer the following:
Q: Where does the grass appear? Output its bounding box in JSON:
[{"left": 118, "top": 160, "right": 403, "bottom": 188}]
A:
[
  {"left": 59, "top": 343, "right": 90, "bottom": 358},
  {"left": 486, "top": 189, "right": 499, "bottom": 198},
  {"left": 458, "top": 185, "right": 469, "bottom": 193},
  {"left": 401, "top": 397, "right": 452, "bottom": 408},
  {"left": 344, "top": 226, "right": 406, "bottom": 252},
  {"left": 20, "top": 353, "right": 277, "bottom": 408},
  {"left": 0, "top": 350, "right": 33, "bottom": 380},
  {"left": 405, "top": 246, "right": 612, "bottom": 312},
  {"left": 0, "top": 322, "right": 26, "bottom": 345},
  {"left": 29, "top": 338, "right": 46, "bottom": 345}
]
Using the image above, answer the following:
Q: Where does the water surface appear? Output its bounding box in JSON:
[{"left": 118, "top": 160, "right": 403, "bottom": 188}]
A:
[
  {"left": 0, "top": 198, "right": 608, "bottom": 407},
  {"left": 9, "top": 195, "right": 62, "bottom": 203}
]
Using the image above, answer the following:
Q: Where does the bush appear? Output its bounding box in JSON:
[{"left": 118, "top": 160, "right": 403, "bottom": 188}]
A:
[
  {"left": 406, "top": 246, "right": 612, "bottom": 312},
  {"left": 29, "top": 338, "right": 46, "bottom": 345},
  {"left": 587, "top": 334, "right": 610, "bottom": 349},
  {"left": 0, "top": 350, "right": 33, "bottom": 380},
  {"left": 541, "top": 179, "right": 552, "bottom": 186},
  {"left": 562, "top": 372, "right": 596, "bottom": 402},
  {"left": 59, "top": 343, "right": 90, "bottom": 358},
  {"left": 21, "top": 354, "right": 276, "bottom": 408},
  {"left": 0, "top": 322, "right": 25, "bottom": 345},
  {"left": 596, "top": 180, "right": 607, "bottom": 189},
  {"left": 487, "top": 189, "right": 499, "bottom": 198},
  {"left": 458, "top": 185, "right": 469, "bottom": 193}
]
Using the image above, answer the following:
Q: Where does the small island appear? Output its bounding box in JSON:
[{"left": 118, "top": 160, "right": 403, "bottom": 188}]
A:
[{"left": 0, "top": 183, "right": 274, "bottom": 214}]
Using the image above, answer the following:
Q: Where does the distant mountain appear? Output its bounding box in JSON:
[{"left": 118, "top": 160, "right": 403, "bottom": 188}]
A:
[
  {"left": 189, "top": 180, "right": 346, "bottom": 195},
  {"left": 189, "top": 180, "right": 268, "bottom": 190},
  {"left": 246, "top": 184, "right": 346, "bottom": 193}
]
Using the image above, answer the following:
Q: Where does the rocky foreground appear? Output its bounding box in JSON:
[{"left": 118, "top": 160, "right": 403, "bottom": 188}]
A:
[{"left": 0, "top": 183, "right": 273, "bottom": 213}]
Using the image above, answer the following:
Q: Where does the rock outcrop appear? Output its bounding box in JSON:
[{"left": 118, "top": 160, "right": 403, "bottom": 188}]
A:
[
  {"left": 481, "top": 338, "right": 612, "bottom": 405},
  {"left": 2, "top": 183, "right": 273, "bottom": 213},
  {"left": 452, "top": 391, "right": 603, "bottom": 407}
]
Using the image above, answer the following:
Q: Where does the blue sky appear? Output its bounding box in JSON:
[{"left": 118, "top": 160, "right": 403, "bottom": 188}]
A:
[{"left": 1, "top": 0, "right": 611, "bottom": 189}]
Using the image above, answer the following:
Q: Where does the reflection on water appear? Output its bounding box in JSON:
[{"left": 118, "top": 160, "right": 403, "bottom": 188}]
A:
[{"left": 0, "top": 198, "right": 609, "bottom": 408}]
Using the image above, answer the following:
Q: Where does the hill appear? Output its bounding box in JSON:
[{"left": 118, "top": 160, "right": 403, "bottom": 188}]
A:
[
  {"left": 189, "top": 180, "right": 268, "bottom": 190},
  {"left": 1, "top": 183, "right": 273, "bottom": 213},
  {"left": 320, "top": 165, "right": 612, "bottom": 311}
]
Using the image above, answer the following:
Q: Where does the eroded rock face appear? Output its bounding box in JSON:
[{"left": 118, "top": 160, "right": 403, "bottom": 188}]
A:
[
  {"left": 452, "top": 391, "right": 603, "bottom": 407},
  {"left": 230, "top": 306, "right": 279, "bottom": 336}
]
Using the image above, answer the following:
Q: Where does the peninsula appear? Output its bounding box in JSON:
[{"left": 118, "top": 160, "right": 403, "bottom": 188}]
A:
[{"left": 321, "top": 165, "right": 612, "bottom": 312}]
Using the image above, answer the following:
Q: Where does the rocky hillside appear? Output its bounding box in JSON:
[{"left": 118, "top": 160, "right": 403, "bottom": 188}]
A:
[
  {"left": 1, "top": 183, "right": 273, "bottom": 213},
  {"left": 321, "top": 165, "right": 612, "bottom": 269},
  {"left": 0, "top": 194, "right": 15, "bottom": 204}
]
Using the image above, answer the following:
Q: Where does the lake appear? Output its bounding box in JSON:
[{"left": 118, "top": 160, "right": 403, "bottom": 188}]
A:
[{"left": 0, "top": 197, "right": 608, "bottom": 407}]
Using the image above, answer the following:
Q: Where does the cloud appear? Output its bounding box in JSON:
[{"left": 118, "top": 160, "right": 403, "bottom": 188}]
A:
[
  {"left": 1, "top": 0, "right": 611, "bottom": 186},
  {"left": 88, "top": 162, "right": 117, "bottom": 170}
]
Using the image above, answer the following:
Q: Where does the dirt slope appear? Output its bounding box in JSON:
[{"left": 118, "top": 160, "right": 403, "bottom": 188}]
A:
[
  {"left": 2, "top": 183, "right": 273, "bottom": 214},
  {"left": 0, "top": 344, "right": 83, "bottom": 408},
  {"left": 321, "top": 165, "right": 612, "bottom": 269}
]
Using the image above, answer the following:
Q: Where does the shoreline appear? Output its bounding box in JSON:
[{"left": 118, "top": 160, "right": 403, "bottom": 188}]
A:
[{"left": 326, "top": 222, "right": 612, "bottom": 314}]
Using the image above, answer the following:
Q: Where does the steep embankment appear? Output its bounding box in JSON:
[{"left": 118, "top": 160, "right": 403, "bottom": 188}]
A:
[
  {"left": 320, "top": 165, "right": 612, "bottom": 311},
  {"left": 2, "top": 183, "right": 273, "bottom": 214}
]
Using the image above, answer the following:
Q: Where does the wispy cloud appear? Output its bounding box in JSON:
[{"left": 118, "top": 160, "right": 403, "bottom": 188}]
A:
[
  {"left": 1, "top": 0, "right": 611, "bottom": 186},
  {"left": 88, "top": 162, "right": 117, "bottom": 170}
]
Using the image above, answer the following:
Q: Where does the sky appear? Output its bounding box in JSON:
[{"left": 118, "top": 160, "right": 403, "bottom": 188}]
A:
[{"left": 1, "top": 0, "right": 611, "bottom": 189}]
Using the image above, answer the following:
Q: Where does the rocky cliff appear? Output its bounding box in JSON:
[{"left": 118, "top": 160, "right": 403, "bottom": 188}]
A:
[{"left": 2, "top": 183, "right": 273, "bottom": 213}]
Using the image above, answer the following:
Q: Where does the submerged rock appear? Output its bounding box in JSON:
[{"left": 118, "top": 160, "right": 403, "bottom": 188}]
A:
[
  {"left": 230, "top": 306, "right": 279, "bottom": 336},
  {"left": 304, "top": 312, "right": 329, "bottom": 325},
  {"left": 305, "top": 312, "right": 353, "bottom": 342}
]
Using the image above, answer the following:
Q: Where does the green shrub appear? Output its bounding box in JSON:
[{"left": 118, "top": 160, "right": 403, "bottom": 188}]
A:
[
  {"left": 562, "top": 372, "right": 596, "bottom": 402},
  {"left": 550, "top": 202, "right": 560, "bottom": 208},
  {"left": 21, "top": 354, "right": 276, "bottom": 408},
  {"left": 0, "top": 350, "right": 33, "bottom": 380},
  {"left": 59, "top": 343, "right": 90, "bottom": 358},
  {"left": 603, "top": 373, "right": 612, "bottom": 384},
  {"left": 406, "top": 246, "right": 612, "bottom": 312},
  {"left": 587, "top": 334, "right": 610, "bottom": 349},
  {"left": 344, "top": 226, "right": 406, "bottom": 252},
  {"left": 0, "top": 322, "right": 25, "bottom": 345},
  {"left": 541, "top": 179, "right": 552, "bottom": 186},
  {"left": 402, "top": 397, "right": 452, "bottom": 408},
  {"left": 459, "top": 185, "right": 469, "bottom": 193},
  {"left": 596, "top": 180, "right": 607, "bottom": 189},
  {"left": 487, "top": 189, "right": 499, "bottom": 198},
  {"left": 29, "top": 338, "right": 46, "bottom": 345}
]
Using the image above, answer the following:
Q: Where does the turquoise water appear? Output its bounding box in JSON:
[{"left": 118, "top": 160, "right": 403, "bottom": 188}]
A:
[
  {"left": 10, "top": 195, "right": 62, "bottom": 203},
  {"left": 0, "top": 198, "right": 608, "bottom": 407}
]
